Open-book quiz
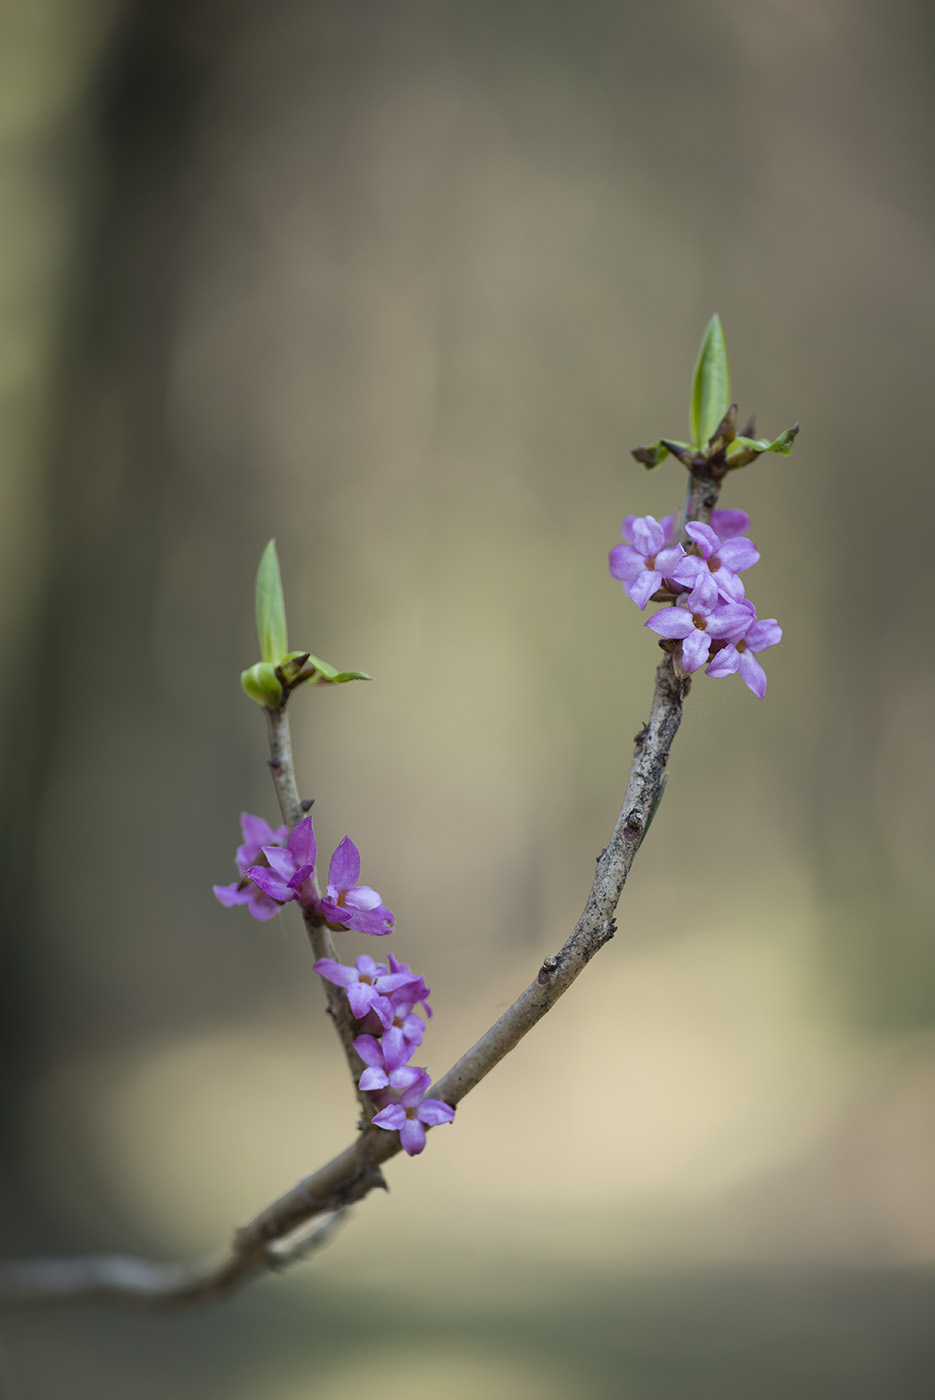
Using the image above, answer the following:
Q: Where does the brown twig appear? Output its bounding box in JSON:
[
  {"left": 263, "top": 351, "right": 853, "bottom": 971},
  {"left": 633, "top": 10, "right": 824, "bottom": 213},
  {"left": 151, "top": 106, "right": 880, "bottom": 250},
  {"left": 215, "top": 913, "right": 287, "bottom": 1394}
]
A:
[
  {"left": 265, "top": 704, "right": 372, "bottom": 1118},
  {"left": 0, "top": 476, "right": 720, "bottom": 1309}
]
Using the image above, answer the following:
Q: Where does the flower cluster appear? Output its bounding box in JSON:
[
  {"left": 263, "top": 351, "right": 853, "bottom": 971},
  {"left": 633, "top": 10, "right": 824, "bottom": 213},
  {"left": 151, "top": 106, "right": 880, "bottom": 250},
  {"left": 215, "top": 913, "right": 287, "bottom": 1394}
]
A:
[
  {"left": 609, "top": 510, "right": 781, "bottom": 698},
  {"left": 316, "top": 952, "right": 455, "bottom": 1155},
  {"left": 213, "top": 813, "right": 393, "bottom": 933}
]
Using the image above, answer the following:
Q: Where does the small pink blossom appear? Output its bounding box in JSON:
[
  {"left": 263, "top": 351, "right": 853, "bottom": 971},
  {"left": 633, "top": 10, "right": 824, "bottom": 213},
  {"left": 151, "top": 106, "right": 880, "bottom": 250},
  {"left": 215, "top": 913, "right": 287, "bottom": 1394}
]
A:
[
  {"left": 213, "top": 812, "right": 289, "bottom": 921},
  {"left": 245, "top": 814, "right": 318, "bottom": 910},
  {"left": 609, "top": 515, "right": 685, "bottom": 609},
  {"left": 317, "top": 837, "right": 394, "bottom": 936},
  {"left": 371, "top": 1068, "right": 455, "bottom": 1155},
  {"left": 645, "top": 578, "right": 752, "bottom": 674},
  {"left": 314, "top": 953, "right": 419, "bottom": 1019},
  {"left": 667, "top": 522, "right": 759, "bottom": 601},
  {"left": 706, "top": 614, "right": 782, "bottom": 698}
]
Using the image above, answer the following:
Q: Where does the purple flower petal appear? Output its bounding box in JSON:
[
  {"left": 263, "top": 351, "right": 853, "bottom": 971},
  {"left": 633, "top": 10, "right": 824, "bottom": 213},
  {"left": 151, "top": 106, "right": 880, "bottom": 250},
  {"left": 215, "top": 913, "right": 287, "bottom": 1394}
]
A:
[
  {"left": 680, "top": 628, "right": 712, "bottom": 673},
  {"left": 746, "top": 618, "right": 782, "bottom": 651},
  {"left": 240, "top": 813, "right": 285, "bottom": 849},
  {"left": 645, "top": 606, "right": 694, "bottom": 640},
  {"left": 356, "top": 954, "right": 384, "bottom": 978},
  {"left": 630, "top": 516, "right": 666, "bottom": 556},
  {"left": 398, "top": 1010, "right": 426, "bottom": 1043},
  {"left": 347, "top": 983, "right": 382, "bottom": 1019},
  {"left": 314, "top": 958, "right": 358, "bottom": 988},
  {"left": 330, "top": 902, "right": 394, "bottom": 936},
  {"left": 287, "top": 862, "right": 315, "bottom": 890},
  {"left": 626, "top": 569, "right": 663, "bottom": 610},
  {"left": 667, "top": 554, "right": 705, "bottom": 589},
  {"left": 711, "top": 569, "right": 746, "bottom": 603},
  {"left": 417, "top": 1098, "right": 455, "bottom": 1127},
  {"left": 659, "top": 509, "right": 749, "bottom": 548},
  {"left": 399, "top": 1119, "right": 427, "bottom": 1155},
  {"left": 710, "top": 509, "right": 750, "bottom": 538},
  {"left": 717, "top": 538, "right": 759, "bottom": 573},
  {"left": 288, "top": 816, "right": 317, "bottom": 871},
  {"left": 343, "top": 885, "right": 383, "bottom": 912},
  {"left": 707, "top": 600, "right": 756, "bottom": 638},
  {"left": 387, "top": 957, "right": 433, "bottom": 1015},
  {"left": 245, "top": 865, "right": 294, "bottom": 902},
  {"left": 705, "top": 645, "right": 741, "bottom": 679},
  {"left": 213, "top": 882, "right": 251, "bottom": 908},
  {"left": 684, "top": 522, "right": 719, "bottom": 557},
  {"left": 353, "top": 1034, "right": 386, "bottom": 1068},
  {"left": 655, "top": 544, "right": 686, "bottom": 575},
  {"left": 328, "top": 836, "right": 361, "bottom": 891},
  {"left": 262, "top": 846, "right": 297, "bottom": 881},
  {"left": 686, "top": 573, "right": 719, "bottom": 613},
  {"left": 608, "top": 544, "right": 643, "bottom": 583},
  {"left": 401, "top": 1076, "right": 432, "bottom": 1109},
  {"left": 247, "top": 890, "right": 285, "bottom": 921},
  {"left": 372, "top": 1103, "right": 406, "bottom": 1131},
  {"left": 738, "top": 648, "right": 768, "bottom": 698},
  {"left": 235, "top": 842, "right": 262, "bottom": 872},
  {"left": 381, "top": 1027, "right": 415, "bottom": 1072}
]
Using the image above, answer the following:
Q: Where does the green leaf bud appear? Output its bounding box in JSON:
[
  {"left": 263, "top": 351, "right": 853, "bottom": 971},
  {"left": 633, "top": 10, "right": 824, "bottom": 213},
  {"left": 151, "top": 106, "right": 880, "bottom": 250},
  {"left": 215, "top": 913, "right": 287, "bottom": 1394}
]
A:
[
  {"left": 303, "top": 652, "right": 371, "bottom": 686},
  {"left": 241, "top": 661, "right": 283, "bottom": 708},
  {"left": 254, "top": 540, "right": 289, "bottom": 666},
  {"left": 690, "top": 314, "right": 730, "bottom": 448},
  {"left": 724, "top": 424, "right": 800, "bottom": 470}
]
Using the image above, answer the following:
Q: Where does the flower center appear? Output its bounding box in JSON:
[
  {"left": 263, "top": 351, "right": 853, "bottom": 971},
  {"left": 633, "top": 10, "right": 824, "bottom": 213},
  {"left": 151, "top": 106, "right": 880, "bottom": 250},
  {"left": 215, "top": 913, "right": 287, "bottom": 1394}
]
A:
[
  {"left": 736, "top": 639, "right": 747, "bottom": 653},
  {"left": 708, "top": 556, "right": 721, "bottom": 572},
  {"left": 692, "top": 615, "right": 708, "bottom": 631},
  {"left": 645, "top": 554, "right": 657, "bottom": 570}
]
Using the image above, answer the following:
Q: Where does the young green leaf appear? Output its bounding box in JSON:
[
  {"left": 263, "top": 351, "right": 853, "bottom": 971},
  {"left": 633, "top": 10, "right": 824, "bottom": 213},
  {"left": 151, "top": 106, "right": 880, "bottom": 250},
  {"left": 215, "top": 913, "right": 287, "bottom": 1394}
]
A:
[
  {"left": 724, "top": 424, "right": 800, "bottom": 469},
  {"left": 303, "top": 652, "right": 371, "bottom": 685},
  {"left": 690, "top": 314, "right": 730, "bottom": 447},
  {"left": 241, "top": 662, "right": 284, "bottom": 708},
  {"left": 255, "top": 540, "right": 289, "bottom": 665}
]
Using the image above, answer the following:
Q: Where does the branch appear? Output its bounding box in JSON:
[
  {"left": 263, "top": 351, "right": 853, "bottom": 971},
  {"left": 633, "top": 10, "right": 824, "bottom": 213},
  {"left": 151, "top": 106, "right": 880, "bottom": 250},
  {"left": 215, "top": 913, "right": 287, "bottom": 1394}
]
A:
[
  {"left": 266, "top": 703, "right": 373, "bottom": 1120},
  {"left": 0, "top": 1203, "right": 355, "bottom": 1308},
  {"left": 0, "top": 476, "right": 721, "bottom": 1310}
]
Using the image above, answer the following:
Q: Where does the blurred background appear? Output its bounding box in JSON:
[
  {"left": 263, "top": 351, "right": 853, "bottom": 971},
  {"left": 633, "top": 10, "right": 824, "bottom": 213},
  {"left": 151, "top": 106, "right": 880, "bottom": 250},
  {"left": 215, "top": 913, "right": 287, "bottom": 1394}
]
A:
[{"left": 1, "top": 0, "right": 934, "bottom": 1395}]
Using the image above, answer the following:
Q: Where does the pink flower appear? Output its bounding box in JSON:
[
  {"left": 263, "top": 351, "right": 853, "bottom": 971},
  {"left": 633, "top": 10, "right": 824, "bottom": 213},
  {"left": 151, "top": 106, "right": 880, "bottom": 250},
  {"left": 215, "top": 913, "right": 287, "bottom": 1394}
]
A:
[
  {"left": 371, "top": 1069, "right": 455, "bottom": 1155},
  {"left": 213, "top": 812, "right": 289, "bottom": 921},
  {"left": 706, "top": 614, "right": 782, "bottom": 698},
  {"left": 245, "top": 814, "right": 318, "bottom": 910},
  {"left": 354, "top": 1020, "right": 422, "bottom": 1079},
  {"left": 609, "top": 515, "right": 685, "bottom": 609},
  {"left": 667, "top": 522, "right": 759, "bottom": 602},
  {"left": 317, "top": 837, "right": 394, "bottom": 936},
  {"left": 370, "top": 994, "right": 427, "bottom": 1070},
  {"left": 645, "top": 578, "right": 752, "bottom": 674},
  {"left": 314, "top": 954, "right": 420, "bottom": 1020}
]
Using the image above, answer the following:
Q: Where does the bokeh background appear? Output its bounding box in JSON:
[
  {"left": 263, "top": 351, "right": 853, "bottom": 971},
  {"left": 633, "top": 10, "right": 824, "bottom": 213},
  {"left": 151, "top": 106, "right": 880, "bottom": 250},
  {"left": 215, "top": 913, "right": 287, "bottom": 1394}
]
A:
[{"left": 2, "top": 1, "right": 934, "bottom": 1396}]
